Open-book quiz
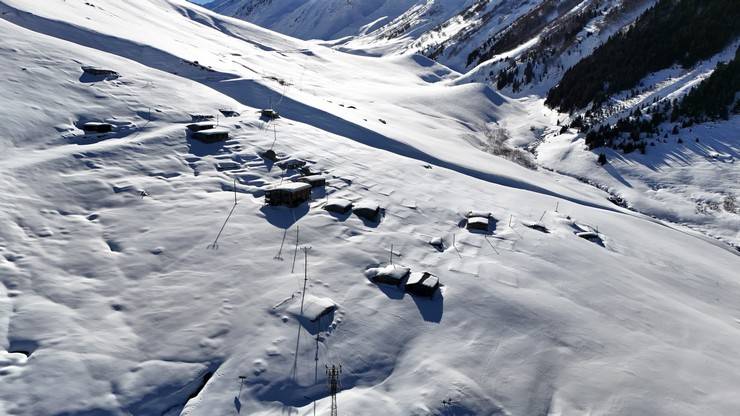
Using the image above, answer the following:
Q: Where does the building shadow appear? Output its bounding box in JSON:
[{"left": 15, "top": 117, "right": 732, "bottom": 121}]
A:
[
  {"left": 259, "top": 203, "right": 309, "bottom": 229},
  {"left": 354, "top": 209, "right": 384, "bottom": 228},
  {"left": 187, "top": 134, "right": 226, "bottom": 157},
  {"left": 294, "top": 309, "right": 335, "bottom": 335},
  {"left": 411, "top": 291, "right": 444, "bottom": 323},
  {"left": 374, "top": 282, "right": 405, "bottom": 300}
]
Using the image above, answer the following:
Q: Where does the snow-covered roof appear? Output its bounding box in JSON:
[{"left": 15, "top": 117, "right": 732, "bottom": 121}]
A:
[
  {"left": 420, "top": 275, "right": 439, "bottom": 289},
  {"left": 325, "top": 198, "right": 352, "bottom": 209},
  {"left": 195, "top": 127, "right": 229, "bottom": 135},
  {"left": 300, "top": 174, "right": 326, "bottom": 181},
  {"left": 289, "top": 295, "right": 336, "bottom": 322},
  {"left": 407, "top": 271, "right": 438, "bottom": 288},
  {"left": 468, "top": 217, "right": 489, "bottom": 226},
  {"left": 466, "top": 211, "right": 492, "bottom": 219},
  {"left": 406, "top": 271, "right": 429, "bottom": 286},
  {"left": 268, "top": 182, "right": 311, "bottom": 192},
  {"left": 354, "top": 200, "right": 380, "bottom": 212},
  {"left": 187, "top": 121, "right": 215, "bottom": 128},
  {"left": 365, "top": 265, "right": 410, "bottom": 281}
]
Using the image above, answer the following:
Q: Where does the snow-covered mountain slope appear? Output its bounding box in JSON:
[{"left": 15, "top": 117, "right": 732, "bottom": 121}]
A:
[
  {"left": 208, "top": 0, "right": 740, "bottom": 250},
  {"left": 1, "top": 1, "right": 740, "bottom": 415},
  {"left": 205, "top": 0, "right": 422, "bottom": 41}
]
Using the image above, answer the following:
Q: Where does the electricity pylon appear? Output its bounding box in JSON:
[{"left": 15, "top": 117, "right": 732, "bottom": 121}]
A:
[{"left": 326, "top": 364, "right": 341, "bottom": 416}]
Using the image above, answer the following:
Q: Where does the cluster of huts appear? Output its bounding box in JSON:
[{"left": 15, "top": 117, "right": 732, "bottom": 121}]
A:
[{"left": 366, "top": 265, "right": 440, "bottom": 298}]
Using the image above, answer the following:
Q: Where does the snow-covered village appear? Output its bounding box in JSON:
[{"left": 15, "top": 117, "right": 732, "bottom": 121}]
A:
[{"left": 0, "top": 0, "right": 738, "bottom": 415}]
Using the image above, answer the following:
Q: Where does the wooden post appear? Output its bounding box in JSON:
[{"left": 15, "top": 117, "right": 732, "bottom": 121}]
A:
[
  {"left": 291, "top": 226, "right": 300, "bottom": 273},
  {"left": 270, "top": 124, "right": 278, "bottom": 150},
  {"left": 389, "top": 243, "right": 393, "bottom": 265},
  {"left": 238, "top": 375, "right": 246, "bottom": 396},
  {"left": 299, "top": 246, "right": 311, "bottom": 314}
]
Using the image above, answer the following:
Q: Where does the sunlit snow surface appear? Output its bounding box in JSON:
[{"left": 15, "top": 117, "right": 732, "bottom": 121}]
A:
[{"left": 0, "top": 1, "right": 739, "bottom": 415}]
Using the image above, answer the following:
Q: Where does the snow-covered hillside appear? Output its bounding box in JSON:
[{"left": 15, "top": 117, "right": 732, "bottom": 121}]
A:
[
  {"left": 1, "top": 1, "right": 740, "bottom": 415},
  {"left": 205, "top": 0, "right": 422, "bottom": 41},
  {"left": 209, "top": 0, "right": 739, "bottom": 250}
]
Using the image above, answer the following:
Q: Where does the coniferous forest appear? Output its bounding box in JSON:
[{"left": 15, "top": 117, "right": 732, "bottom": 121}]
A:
[{"left": 545, "top": 0, "right": 740, "bottom": 113}]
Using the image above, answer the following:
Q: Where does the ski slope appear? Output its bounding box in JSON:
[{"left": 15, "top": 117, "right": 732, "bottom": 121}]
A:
[{"left": 1, "top": 1, "right": 739, "bottom": 415}]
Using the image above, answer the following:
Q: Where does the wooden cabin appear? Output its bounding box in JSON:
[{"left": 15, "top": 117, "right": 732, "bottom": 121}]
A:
[
  {"left": 297, "top": 174, "right": 326, "bottom": 188},
  {"left": 278, "top": 158, "right": 306, "bottom": 170},
  {"left": 429, "top": 236, "right": 444, "bottom": 250},
  {"left": 466, "top": 216, "right": 489, "bottom": 231},
  {"left": 405, "top": 272, "right": 439, "bottom": 297},
  {"left": 261, "top": 108, "right": 279, "bottom": 119},
  {"left": 186, "top": 121, "right": 215, "bottom": 132},
  {"left": 192, "top": 127, "right": 229, "bottom": 143},
  {"left": 81, "top": 66, "right": 119, "bottom": 77},
  {"left": 82, "top": 122, "right": 113, "bottom": 134},
  {"left": 466, "top": 211, "right": 492, "bottom": 219},
  {"left": 190, "top": 114, "right": 215, "bottom": 122},
  {"left": 265, "top": 182, "right": 311, "bottom": 207},
  {"left": 300, "top": 295, "right": 337, "bottom": 322},
  {"left": 368, "top": 265, "right": 410, "bottom": 286},
  {"left": 324, "top": 198, "right": 353, "bottom": 214},
  {"left": 219, "top": 109, "right": 240, "bottom": 118},
  {"left": 260, "top": 149, "right": 278, "bottom": 162},
  {"left": 576, "top": 231, "right": 601, "bottom": 242},
  {"left": 353, "top": 200, "right": 381, "bottom": 221}
]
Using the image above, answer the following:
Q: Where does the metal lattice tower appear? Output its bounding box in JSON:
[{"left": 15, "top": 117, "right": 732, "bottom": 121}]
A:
[{"left": 326, "top": 364, "right": 341, "bottom": 416}]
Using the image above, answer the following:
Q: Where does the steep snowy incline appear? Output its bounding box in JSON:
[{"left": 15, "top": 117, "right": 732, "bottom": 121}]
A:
[
  {"left": 1, "top": 1, "right": 740, "bottom": 416},
  {"left": 206, "top": 0, "right": 422, "bottom": 41},
  {"left": 0, "top": 0, "right": 619, "bottom": 210}
]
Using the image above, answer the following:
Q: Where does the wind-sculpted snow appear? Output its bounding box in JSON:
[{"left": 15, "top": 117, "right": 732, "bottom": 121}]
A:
[{"left": 0, "top": 1, "right": 739, "bottom": 415}]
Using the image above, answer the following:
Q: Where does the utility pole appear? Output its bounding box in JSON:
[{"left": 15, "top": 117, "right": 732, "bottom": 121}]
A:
[
  {"left": 291, "top": 226, "right": 300, "bottom": 273},
  {"left": 270, "top": 124, "right": 278, "bottom": 150},
  {"left": 326, "top": 364, "right": 342, "bottom": 416},
  {"left": 299, "top": 246, "right": 312, "bottom": 314},
  {"left": 313, "top": 316, "right": 321, "bottom": 416},
  {"left": 237, "top": 375, "right": 246, "bottom": 396}
]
